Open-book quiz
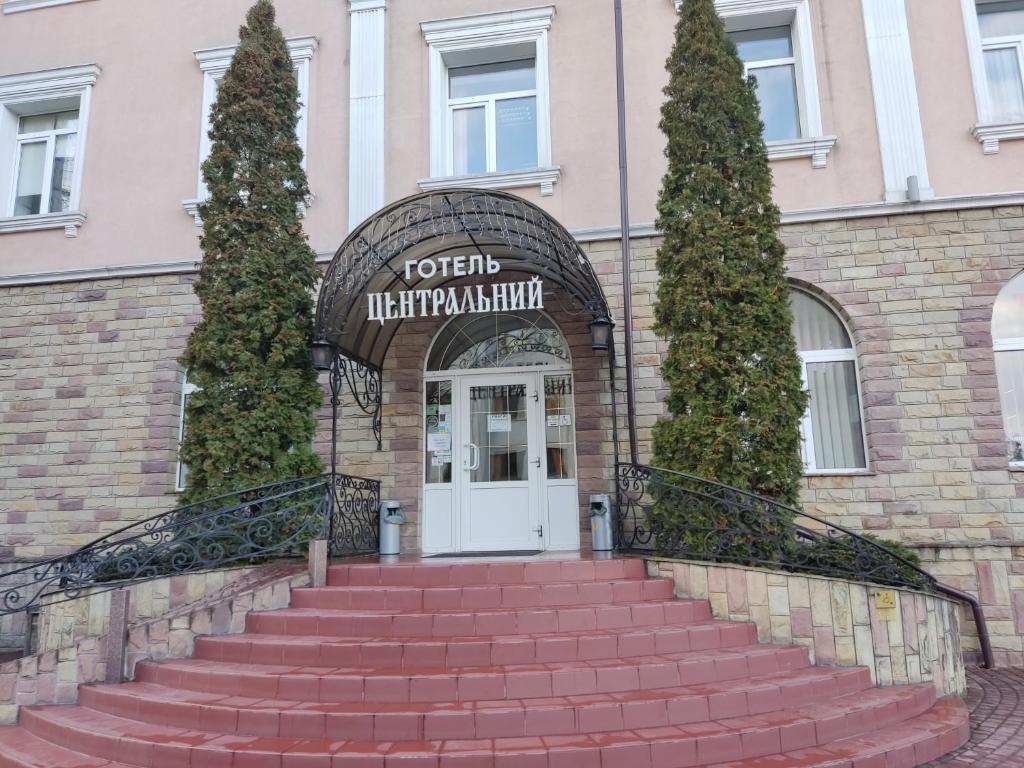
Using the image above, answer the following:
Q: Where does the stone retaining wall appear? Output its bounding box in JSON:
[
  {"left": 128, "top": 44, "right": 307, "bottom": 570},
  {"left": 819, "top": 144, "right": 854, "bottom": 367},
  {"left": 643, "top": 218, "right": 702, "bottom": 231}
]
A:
[
  {"left": 0, "top": 561, "right": 308, "bottom": 724},
  {"left": 647, "top": 558, "right": 967, "bottom": 697}
]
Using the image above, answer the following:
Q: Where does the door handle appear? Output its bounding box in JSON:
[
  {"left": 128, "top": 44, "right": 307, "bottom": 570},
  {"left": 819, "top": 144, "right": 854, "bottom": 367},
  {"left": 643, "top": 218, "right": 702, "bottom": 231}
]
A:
[
  {"left": 531, "top": 457, "right": 541, "bottom": 468},
  {"left": 465, "top": 443, "right": 480, "bottom": 471}
]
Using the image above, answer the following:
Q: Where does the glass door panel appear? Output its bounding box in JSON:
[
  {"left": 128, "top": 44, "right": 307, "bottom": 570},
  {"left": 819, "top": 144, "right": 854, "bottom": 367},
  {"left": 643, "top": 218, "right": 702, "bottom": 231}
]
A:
[
  {"left": 544, "top": 374, "right": 576, "bottom": 480},
  {"left": 424, "top": 380, "right": 453, "bottom": 484},
  {"left": 469, "top": 383, "right": 528, "bottom": 483}
]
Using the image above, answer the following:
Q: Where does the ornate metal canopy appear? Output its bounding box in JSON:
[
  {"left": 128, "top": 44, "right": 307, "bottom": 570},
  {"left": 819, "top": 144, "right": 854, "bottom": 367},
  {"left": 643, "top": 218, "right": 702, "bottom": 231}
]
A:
[{"left": 314, "top": 189, "right": 611, "bottom": 371}]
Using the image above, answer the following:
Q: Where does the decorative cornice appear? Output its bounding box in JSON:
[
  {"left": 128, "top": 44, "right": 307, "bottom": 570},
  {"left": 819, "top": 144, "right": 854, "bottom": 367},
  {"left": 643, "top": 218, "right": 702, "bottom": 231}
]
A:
[
  {"left": 767, "top": 135, "right": 838, "bottom": 169},
  {"left": 418, "top": 167, "right": 561, "bottom": 197},
  {"left": 0, "top": 63, "right": 100, "bottom": 100},
  {"left": 350, "top": 0, "right": 386, "bottom": 11},
  {"left": 1, "top": 0, "right": 95, "bottom": 13},
  {"left": 421, "top": 6, "right": 554, "bottom": 44},
  {"left": 0, "top": 211, "right": 85, "bottom": 238},
  {"left": 194, "top": 36, "right": 319, "bottom": 74},
  {"left": 972, "top": 122, "right": 1024, "bottom": 155},
  {"left": 6, "top": 190, "right": 1024, "bottom": 286}
]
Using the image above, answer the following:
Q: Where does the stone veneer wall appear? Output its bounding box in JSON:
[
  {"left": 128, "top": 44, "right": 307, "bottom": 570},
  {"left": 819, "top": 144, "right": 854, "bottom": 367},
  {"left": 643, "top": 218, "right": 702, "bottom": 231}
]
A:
[
  {"left": 0, "top": 562, "right": 307, "bottom": 725},
  {"left": 1, "top": 204, "right": 1024, "bottom": 660},
  {"left": 647, "top": 558, "right": 966, "bottom": 697}
]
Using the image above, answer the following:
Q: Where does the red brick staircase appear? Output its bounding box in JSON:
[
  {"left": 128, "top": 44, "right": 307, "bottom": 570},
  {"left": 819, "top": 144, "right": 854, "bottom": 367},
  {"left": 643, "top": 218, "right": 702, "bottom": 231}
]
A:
[{"left": 0, "top": 557, "right": 968, "bottom": 767}]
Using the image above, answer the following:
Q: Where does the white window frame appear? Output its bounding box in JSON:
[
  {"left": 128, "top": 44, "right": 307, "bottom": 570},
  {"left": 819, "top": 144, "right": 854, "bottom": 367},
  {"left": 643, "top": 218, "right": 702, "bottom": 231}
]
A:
[
  {"left": 11, "top": 110, "right": 79, "bottom": 217},
  {"left": 0, "top": 64, "right": 99, "bottom": 237},
  {"left": 447, "top": 63, "right": 538, "bottom": 176},
  {"left": 176, "top": 376, "right": 200, "bottom": 492},
  {"left": 420, "top": 6, "right": 560, "bottom": 196},
  {"left": 676, "top": 0, "right": 836, "bottom": 168},
  {"left": 964, "top": 0, "right": 1024, "bottom": 153},
  {"left": 2, "top": 0, "right": 96, "bottom": 13},
  {"left": 182, "top": 36, "right": 317, "bottom": 224},
  {"left": 792, "top": 292, "right": 870, "bottom": 475}
]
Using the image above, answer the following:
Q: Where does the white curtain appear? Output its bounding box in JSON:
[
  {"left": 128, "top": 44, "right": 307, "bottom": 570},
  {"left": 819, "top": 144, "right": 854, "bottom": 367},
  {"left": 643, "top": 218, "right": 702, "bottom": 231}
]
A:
[
  {"left": 996, "top": 350, "right": 1024, "bottom": 460},
  {"left": 984, "top": 46, "right": 1024, "bottom": 120},
  {"left": 807, "top": 361, "right": 866, "bottom": 470}
]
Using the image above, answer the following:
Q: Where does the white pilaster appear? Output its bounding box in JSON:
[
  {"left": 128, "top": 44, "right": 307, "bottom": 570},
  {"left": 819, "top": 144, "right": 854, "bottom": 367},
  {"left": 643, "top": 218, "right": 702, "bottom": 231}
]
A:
[
  {"left": 861, "top": 0, "right": 933, "bottom": 202},
  {"left": 348, "top": 0, "right": 387, "bottom": 230}
]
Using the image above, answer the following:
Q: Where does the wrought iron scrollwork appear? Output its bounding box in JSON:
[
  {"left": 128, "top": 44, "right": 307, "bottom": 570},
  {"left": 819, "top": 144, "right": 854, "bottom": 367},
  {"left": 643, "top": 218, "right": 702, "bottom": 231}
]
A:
[
  {"left": 328, "top": 473, "right": 380, "bottom": 556},
  {"left": 0, "top": 473, "right": 382, "bottom": 616},
  {"left": 340, "top": 357, "right": 383, "bottom": 450},
  {"left": 615, "top": 463, "right": 937, "bottom": 591}
]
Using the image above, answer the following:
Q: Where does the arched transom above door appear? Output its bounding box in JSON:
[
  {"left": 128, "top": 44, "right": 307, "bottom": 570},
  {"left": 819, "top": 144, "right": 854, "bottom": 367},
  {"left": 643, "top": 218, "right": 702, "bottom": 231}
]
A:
[{"left": 427, "top": 310, "right": 571, "bottom": 371}]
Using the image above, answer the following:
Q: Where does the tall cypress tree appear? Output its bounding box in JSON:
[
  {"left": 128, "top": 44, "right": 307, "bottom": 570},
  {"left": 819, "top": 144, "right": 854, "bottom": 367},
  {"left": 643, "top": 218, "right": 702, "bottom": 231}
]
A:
[
  {"left": 652, "top": 0, "right": 807, "bottom": 506},
  {"left": 179, "top": 0, "right": 323, "bottom": 502}
]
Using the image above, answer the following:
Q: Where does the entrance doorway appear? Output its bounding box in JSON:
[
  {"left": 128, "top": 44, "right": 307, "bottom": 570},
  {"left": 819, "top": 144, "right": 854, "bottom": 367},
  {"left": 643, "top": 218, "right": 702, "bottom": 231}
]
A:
[{"left": 422, "top": 311, "right": 580, "bottom": 553}]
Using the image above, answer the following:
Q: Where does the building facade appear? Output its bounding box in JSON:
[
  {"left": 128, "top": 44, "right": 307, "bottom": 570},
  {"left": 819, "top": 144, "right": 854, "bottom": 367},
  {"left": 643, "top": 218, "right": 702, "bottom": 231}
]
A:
[{"left": 1, "top": 0, "right": 1024, "bottom": 662}]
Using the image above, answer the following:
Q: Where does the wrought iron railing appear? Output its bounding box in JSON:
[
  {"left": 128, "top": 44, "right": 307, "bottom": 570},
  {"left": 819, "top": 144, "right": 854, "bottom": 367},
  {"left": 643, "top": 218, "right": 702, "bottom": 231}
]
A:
[
  {"left": 0, "top": 473, "right": 380, "bottom": 617},
  {"left": 616, "top": 463, "right": 934, "bottom": 588},
  {"left": 615, "top": 462, "right": 994, "bottom": 668}
]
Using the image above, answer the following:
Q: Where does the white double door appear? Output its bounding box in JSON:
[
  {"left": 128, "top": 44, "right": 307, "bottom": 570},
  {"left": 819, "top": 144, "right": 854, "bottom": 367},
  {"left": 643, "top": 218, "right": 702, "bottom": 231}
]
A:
[{"left": 422, "top": 370, "right": 579, "bottom": 553}]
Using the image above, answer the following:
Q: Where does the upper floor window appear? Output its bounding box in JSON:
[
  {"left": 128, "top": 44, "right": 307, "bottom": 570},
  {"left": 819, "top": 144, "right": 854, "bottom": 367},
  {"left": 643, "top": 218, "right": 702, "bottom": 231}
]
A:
[
  {"left": 13, "top": 110, "right": 79, "bottom": 216},
  {"left": 183, "top": 37, "right": 317, "bottom": 224},
  {"left": 449, "top": 58, "right": 538, "bottom": 176},
  {"left": 730, "top": 26, "right": 800, "bottom": 142},
  {"left": 0, "top": 64, "right": 98, "bottom": 237},
  {"left": 420, "top": 6, "right": 559, "bottom": 196},
  {"left": 992, "top": 273, "right": 1024, "bottom": 466},
  {"left": 714, "top": 0, "right": 835, "bottom": 168},
  {"left": 791, "top": 289, "right": 868, "bottom": 474},
  {"left": 978, "top": 1, "right": 1024, "bottom": 121}
]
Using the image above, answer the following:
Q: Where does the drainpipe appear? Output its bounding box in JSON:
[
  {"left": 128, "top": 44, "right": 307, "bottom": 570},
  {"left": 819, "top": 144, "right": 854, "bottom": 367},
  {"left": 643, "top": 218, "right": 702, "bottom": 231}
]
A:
[{"left": 613, "top": 0, "right": 639, "bottom": 465}]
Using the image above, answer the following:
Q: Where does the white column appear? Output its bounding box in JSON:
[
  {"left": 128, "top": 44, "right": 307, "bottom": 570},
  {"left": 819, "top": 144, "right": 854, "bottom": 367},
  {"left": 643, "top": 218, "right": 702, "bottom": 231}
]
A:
[
  {"left": 861, "top": 0, "right": 933, "bottom": 202},
  {"left": 348, "top": 0, "right": 386, "bottom": 230}
]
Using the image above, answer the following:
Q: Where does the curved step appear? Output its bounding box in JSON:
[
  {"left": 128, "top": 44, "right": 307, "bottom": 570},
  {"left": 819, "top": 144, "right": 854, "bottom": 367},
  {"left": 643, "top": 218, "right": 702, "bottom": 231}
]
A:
[
  {"left": 246, "top": 598, "right": 712, "bottom": 637},
  {"left": 134, "top": 644, "right": 810, "bottom": 703},
  {"left": 17, "top": 686, "right": 946, "bottom": 768},
  {"left": 195, "top": 621, "right": 757, "bottom": 667},
  {"left": 289, "top": 577, "right": 675, "bottom": 611},
  {"left": 708, "top": 696, "right": 969, "bottom": 767},
  {"left": 0, "top": 727, "right": 132, "bottom": 768},
  {"left": 80, "top": 666, "right": 874, "bottom": 740},
  {"left": 328, "top": 557, "right": 647, "bottom": 587}
]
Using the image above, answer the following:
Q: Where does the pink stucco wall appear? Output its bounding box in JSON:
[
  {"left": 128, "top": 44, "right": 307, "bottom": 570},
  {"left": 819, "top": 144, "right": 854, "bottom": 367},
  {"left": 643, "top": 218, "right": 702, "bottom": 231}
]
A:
[{"left": 0, "top": 0, "right": 1016, "bottom": 278}]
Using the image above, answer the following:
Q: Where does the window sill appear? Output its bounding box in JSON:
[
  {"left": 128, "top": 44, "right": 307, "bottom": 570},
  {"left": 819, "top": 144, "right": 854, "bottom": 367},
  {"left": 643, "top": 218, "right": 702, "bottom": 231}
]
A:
[
  {"left": 0, "top": 211, "right": 85, "bottom": 237},
  {"left": 418, "top": 166, "right": 561, "bottom": 197},
  {"left": 2, "top": 0, "right": 95, "bottom": 12},
  {"left": 803, "top": 468, "right": 873, "bottom": 478},
  {"left": 766, "top": 136, "right": 838, "bottom": 169},
  {"left": 972, "top": 121, "right": 1024, "bottom": 155},
  {"left": 1008, "top": 461, "right": 1024, "bottom": 472}
]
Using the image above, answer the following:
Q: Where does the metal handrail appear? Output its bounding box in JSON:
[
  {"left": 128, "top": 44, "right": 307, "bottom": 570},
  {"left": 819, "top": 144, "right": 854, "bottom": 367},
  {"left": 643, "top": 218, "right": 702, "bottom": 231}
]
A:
[
  {"left": 615, "top": 462, "right": 994, "bottom": 668},
  {"left": 0, "top": 473, "right": 380, "bottom": 617}
]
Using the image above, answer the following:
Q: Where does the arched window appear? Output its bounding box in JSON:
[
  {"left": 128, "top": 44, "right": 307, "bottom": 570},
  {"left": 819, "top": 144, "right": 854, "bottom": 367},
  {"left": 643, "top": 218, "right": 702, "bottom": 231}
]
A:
[
  {"left": 426, "top": 310, "right": 570, "bottom": 371},
  {"left": 992, "top": 273, "right": 1024, "bottom": 465},
  {"left": 790, "top": 290, "right": 868, "bottom": 472}
]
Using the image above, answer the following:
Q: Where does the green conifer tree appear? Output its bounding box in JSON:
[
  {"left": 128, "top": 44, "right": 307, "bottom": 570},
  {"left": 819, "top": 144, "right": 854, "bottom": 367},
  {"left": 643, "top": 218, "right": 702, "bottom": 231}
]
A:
[
  {"left": 652, "top": 0, "right": 807, "bottom": 507},
  {"left": 179, "top": 0, "right": 323, "bottom": 502}
]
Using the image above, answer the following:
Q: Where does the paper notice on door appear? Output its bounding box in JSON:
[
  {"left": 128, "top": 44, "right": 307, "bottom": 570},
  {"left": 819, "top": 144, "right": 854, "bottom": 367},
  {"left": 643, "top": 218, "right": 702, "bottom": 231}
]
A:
[
  {"left": 546, "top": 415, "right": 560, "bottom": 427},
  {"left": 431, "top": 450, "right": 452, "bottom": 467},
  {"left": 547, "top": 414, "right": 572, "bottom": 427},
  {"left": 487, "top": 413, "right": 512, "bottom": 433},
  {"left": 427, "top": 432, "right": 451, "bottom": 452}
]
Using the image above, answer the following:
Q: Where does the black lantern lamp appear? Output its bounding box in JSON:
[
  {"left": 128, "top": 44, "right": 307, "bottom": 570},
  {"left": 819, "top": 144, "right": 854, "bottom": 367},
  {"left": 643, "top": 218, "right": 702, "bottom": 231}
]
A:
[
  {"left": 589, "top": 315, "right": 614, "bottom": 351},
  {"left": 310, "top": 339, "right": 335, "bottom": 371}
]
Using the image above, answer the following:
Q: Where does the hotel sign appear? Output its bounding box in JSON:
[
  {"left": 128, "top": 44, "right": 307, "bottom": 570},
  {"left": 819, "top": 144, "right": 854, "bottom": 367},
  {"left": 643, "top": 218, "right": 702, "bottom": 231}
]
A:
[{"left": 367, "top": 255, "right": 544, "bottom": 325}]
